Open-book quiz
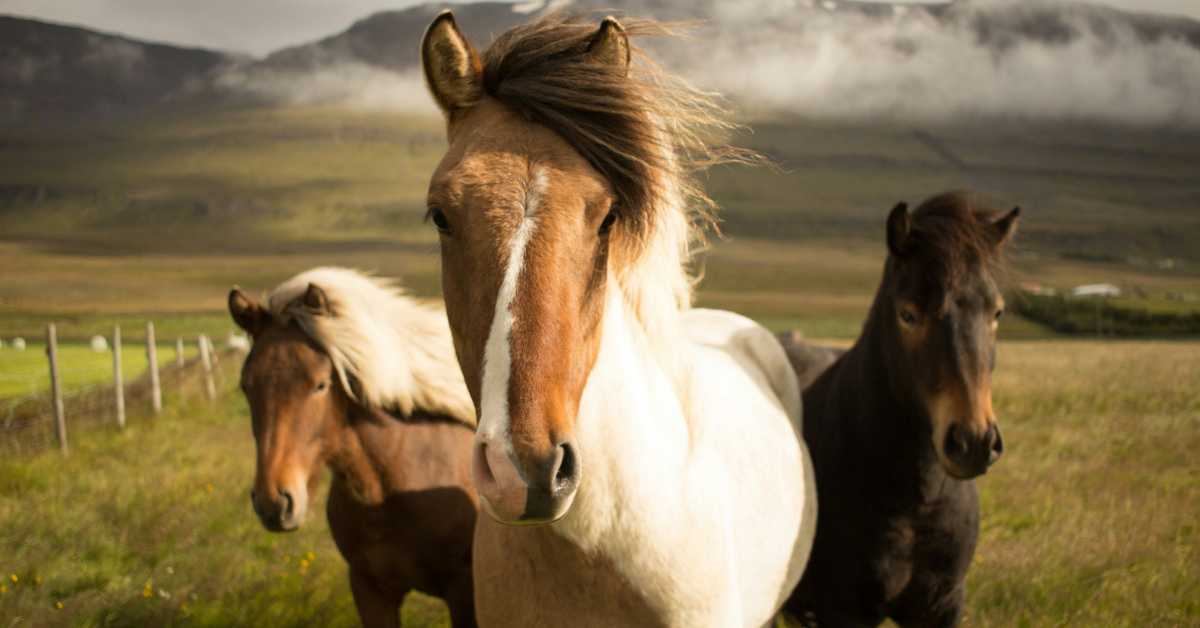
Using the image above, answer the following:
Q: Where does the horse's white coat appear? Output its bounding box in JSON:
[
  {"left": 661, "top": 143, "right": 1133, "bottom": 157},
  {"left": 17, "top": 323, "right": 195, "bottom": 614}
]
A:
[{"left": 538, "top": 286, "right": 816, "bottom": 627}]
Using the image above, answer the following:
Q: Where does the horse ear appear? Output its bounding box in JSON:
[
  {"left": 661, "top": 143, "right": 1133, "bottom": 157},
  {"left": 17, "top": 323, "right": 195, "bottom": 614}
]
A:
[
  {"left": 228, "top": 288, "right": 266, "bottom": 336},
  {"left": 303, "top": 283, "right": 331, "bottom": 314},
  {"left": 587, "top": 16, "right": 631, "bottom": 74},
  {"left": 421, "top": 10, "right": 483, "bottom": 119},
  {"left": 990, "top": 206, "right": 1021, "bottom": 247},
  {"left": 886, "top": 202, "right": 911, "bottom": 258}
]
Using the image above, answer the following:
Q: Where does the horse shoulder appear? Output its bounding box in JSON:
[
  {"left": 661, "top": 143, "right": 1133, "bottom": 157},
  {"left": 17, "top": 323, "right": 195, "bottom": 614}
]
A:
[{"left": 681, "top": 308, "right": 802, "bottom": 423}]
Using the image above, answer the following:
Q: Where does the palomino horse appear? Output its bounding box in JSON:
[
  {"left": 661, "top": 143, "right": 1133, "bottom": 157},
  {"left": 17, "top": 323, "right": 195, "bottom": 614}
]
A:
[
  {"left": 421, "top": 12, "right": 816, "bottom": 627},
  {"left": 784, "top": 193, "right": 1019, "bottom": 627},
  {"left": 229, "top": 267, "right": 479, "bottom": 628}
]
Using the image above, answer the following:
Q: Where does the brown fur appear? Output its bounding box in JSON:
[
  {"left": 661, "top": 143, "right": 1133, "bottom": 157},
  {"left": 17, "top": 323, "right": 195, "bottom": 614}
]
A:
[
  {"left": 232, "top": 296, "right": 478, "bottom": 628},
  {"left": 784, "top": 192, "right": 1019, "bottom": 627}
]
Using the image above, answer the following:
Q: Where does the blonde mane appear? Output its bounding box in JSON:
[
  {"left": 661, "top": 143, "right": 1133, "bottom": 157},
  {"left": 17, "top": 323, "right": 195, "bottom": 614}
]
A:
[{"left": 267, "top": 267, "right": 476, "bottom": 428}]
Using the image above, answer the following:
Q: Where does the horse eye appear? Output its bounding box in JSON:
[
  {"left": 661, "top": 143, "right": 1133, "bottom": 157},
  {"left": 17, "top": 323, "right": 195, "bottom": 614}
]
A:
[
  {"left": 598, "top": 204, "right": 619, "bottom": 235},
  {"left": 427, "top": 207, "right": 450, "bottom": 233},
  {"left": 995, "top": 308, "right": 1005, "bottom": 321},
  {"left": 315, "top": 380, "right": 329, "bottom": 393},
  {"left": 899, "top": 308, "right": 918, "bottom": 325}
]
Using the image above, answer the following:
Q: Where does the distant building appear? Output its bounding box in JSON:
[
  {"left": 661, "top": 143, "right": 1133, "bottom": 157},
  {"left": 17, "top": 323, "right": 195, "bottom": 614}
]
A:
[{"left": 1072, "top": 284, "right": 1121, "bottom": 298}]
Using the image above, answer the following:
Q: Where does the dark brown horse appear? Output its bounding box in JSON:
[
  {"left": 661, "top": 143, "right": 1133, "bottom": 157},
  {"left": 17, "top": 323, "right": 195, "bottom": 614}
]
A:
[
  {"left": 784, "top": 193, "right": 1019, "bottom": 627},
  {"left": 228, "top": 267, "right": 479, "bottom": 628}
]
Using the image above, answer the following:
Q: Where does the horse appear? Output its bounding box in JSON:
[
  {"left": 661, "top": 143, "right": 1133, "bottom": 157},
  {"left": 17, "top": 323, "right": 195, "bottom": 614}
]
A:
[
  {"left": 783, "top": 193, "right": 1020, "bottom": 627},
  {"left": 420, "top": 12, "right": 816, "bottom": 627},
  {"left": 228, "top": 267, "right": 479, "bottom": 628}
]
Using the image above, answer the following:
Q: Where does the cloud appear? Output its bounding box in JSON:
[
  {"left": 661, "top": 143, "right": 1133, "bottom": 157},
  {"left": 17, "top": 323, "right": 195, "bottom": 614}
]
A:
[
  {"left": 687, "top": 1, "right": 1200, "bottom": 127},
  {"left": 211, "top": 62, "right": 437, "bottom": 112}
]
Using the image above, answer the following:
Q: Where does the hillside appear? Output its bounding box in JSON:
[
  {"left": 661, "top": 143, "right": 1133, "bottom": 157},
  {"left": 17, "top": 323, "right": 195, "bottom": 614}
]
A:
[{"left": 0, "top": 16, "right": 239, "bottom": 123}]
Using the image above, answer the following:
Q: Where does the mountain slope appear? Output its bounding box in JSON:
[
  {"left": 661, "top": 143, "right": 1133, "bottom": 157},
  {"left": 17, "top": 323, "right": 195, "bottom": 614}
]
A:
[{"left": 0, "top": 15, "right": 239, "bottom": 121}]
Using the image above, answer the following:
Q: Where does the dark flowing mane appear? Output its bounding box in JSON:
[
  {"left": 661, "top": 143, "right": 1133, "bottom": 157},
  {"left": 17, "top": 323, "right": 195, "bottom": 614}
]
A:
[
  {"left": 905, "top": 191, "right": 1011, "bottom": 289},
  {"left": 477, "top": 12, "right": 755, "bottom": 255}
]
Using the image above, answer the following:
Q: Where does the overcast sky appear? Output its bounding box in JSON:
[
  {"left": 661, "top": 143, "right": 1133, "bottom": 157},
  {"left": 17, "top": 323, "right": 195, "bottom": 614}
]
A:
[{"left": 1, "top": 0, "right": 1198, "bottom": 57}]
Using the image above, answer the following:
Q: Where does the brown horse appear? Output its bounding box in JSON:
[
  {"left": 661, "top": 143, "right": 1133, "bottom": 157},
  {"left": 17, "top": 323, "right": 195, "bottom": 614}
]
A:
[
  {"left": 421, "top": 10, "right": 814, "bottom": 628},
  {"left": 783, "top": 193, "right": 1019, "bottom": 627},
  {"left": 228, "top": 267, "right": 479, "bottom": 628}
]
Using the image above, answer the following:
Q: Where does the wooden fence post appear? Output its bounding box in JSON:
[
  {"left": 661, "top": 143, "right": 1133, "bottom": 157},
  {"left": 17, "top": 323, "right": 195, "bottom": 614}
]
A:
[
  {"left": 206, "top": 335, "right": 224, "bottom": 385},
  {"left": 199, "top": 334, "right": 216, "bottom": 401},
  {"left": 146, "top": 322, "right": 162, "bottom": 414},
  {"left": 176, "top": 337, "right": 185, "bottom": 369},
  {"left": 46, "top": 323, "right": 67, "bottom": 454},
  {"left": 113, "top": 324, "right": 125, "bottom": 429}
]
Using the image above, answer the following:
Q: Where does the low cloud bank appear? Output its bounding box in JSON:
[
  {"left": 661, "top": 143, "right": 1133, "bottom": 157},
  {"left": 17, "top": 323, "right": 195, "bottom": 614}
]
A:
[
  {"left": 690, "top": 0, "right": 1200, "bottom": 126},
  {"left": 208, "top": 0, "right": 1200, "bottom": 127}
]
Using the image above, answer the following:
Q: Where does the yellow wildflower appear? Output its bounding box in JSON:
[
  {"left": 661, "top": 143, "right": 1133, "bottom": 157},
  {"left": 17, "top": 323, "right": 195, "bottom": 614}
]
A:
[
  {"left": 54, "top": 601, "right": 64, "bottom": 610},
  {"left": 34, "top": 575, "right": 43, "bottom": 586},
  {"left": 9, "top": 574, "right": 17, "bottom": 584},
  {"left": 1, "top": 584, "right": 8, "bottom": 594},
  {"left": 305, "top": 551, "right": 315, "bottom": 561}
]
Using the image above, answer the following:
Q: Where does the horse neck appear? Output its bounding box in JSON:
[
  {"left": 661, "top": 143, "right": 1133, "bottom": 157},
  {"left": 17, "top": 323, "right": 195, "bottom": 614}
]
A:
[
  {"left": 554, "top": 284, "right": 692, "bottom": 547},
  {"left": 830, "top": 291, "right": 947, "bottom": 492},
  {"left": 324, "top": 401, "right": 406, "bottom": 504}
]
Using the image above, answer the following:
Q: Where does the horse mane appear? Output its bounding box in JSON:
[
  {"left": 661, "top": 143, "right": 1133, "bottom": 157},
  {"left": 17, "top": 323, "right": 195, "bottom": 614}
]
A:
[
  {"left": 478, "top": 13, "right": 758, "bottom": 335},
  {"left": 906, "top": 191, "right": 1011, "bottom": 290},
  {"left": 267, "top": 267, "right": 476, "bottom": 429}
]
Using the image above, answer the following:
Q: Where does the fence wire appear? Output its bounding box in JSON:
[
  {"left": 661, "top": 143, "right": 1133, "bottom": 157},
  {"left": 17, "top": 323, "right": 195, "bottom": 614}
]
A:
[{"left": 1, "top": 346, "right": 243, "bottom": 455}]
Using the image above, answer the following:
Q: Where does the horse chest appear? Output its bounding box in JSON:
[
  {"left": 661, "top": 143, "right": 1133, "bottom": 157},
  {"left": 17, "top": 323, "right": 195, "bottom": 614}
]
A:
[
  {"left": 326, "top": 480, "right": 475, "bottom": 597},
  {"left": 870, "top": 489, "right": 980, "bottom": 606}
]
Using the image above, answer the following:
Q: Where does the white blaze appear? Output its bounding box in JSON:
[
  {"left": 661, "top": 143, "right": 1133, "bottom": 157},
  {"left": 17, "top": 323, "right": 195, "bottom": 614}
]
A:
[{"left": 477, "top": 168, "right": 548, "bottom": 443}]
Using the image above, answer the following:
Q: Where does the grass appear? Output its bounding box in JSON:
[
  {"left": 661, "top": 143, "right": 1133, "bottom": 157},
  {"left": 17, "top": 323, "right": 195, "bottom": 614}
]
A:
[
  {"left": 0, "top": 340, "right": 1195, "bottom": 626},
  {"left": 967, "top": 341, "right": 1200, "bottom": 626},
  {"left": 0, "top": 343, "right": 198, "bottom": 400},
  {"left": 0, "top": 374, "right": 448, "bottom": 627}
]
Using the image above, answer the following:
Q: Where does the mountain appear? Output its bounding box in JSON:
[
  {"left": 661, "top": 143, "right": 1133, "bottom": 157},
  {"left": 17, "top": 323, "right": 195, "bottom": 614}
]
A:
[{"left": 0, "top": 15, "right": 240, "bottom": 122}]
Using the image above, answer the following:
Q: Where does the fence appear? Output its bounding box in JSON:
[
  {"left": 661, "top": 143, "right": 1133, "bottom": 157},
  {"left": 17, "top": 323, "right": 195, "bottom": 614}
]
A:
[{"left": 1, "top": 323, "right": 245, "bottom": 456}]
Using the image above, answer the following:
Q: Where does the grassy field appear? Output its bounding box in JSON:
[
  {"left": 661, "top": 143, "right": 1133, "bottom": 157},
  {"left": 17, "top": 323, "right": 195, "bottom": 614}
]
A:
[
  {"left": 0, "top": 340, "right": 1194, "bottom": 626},
  {"left": 0, "top": 105, "right": 1197, "bottom": 625},
  {"left": 0, "top": 343, "right": 199, "bottom": 400}
]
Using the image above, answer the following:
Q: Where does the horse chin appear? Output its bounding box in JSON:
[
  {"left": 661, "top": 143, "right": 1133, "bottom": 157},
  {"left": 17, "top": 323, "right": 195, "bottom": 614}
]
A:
[
  {"left": 934, "top": 451, "right": 985, "bottom": 480},
  {"left": 480, "top": 487, "right": 578, "bottom": 527}
]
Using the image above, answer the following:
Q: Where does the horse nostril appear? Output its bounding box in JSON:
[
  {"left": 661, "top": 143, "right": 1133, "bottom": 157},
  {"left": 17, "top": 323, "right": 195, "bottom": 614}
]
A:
[
  {"left": 988, "top": 423, "right": 1004, "bottom": 465},
  {"left": 552, "top": 441, "right": 579, "bottom": 493},
  {"left": 943, "top": 423, "right": 966, "bottom": 458},
  {"left": 280, "top": 490, "right": 295, "bottom": 518}
]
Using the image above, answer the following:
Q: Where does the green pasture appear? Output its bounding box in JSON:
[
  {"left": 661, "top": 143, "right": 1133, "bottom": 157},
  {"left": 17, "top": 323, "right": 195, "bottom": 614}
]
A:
[{"left": 0, "top": 343, "right": 198, "bottom": 400}]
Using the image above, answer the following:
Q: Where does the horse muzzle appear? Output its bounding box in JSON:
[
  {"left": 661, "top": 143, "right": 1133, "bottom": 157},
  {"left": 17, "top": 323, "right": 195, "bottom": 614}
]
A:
[
  {"left": 473, "top": 434, "right": 580, "bottom": 525},
  {"left": 940, "top": 421, "right": 1004, "bottom": 479},
  {"left": 250, "top": 486, "right": 307, "bottom": 532}
]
